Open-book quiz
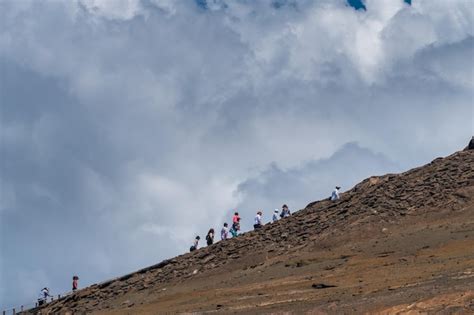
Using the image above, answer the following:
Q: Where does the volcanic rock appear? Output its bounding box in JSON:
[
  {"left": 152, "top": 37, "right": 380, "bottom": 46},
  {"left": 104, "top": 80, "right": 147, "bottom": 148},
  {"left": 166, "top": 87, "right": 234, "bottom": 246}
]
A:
[{"left": 28, "top": 147, "right": 474, "bottom": 314}]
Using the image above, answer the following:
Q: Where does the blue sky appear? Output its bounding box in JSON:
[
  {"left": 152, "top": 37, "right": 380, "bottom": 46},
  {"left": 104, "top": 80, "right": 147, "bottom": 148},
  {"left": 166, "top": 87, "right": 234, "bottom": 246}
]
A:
[
  {"left": 0, "top": 0, "right": 473, "bottom": 309},
  {"left": 348, "top": 0, "right": 411, "bottom": 11},
  {"left": 196, "top": 0, "right": 412, "bottom": 11}
]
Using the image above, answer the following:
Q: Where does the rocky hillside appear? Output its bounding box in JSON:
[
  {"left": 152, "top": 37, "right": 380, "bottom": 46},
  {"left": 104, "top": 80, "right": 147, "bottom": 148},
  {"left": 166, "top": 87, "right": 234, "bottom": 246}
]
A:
[{"left": 31, "top": 145, "right": 474, "bottom": 314}]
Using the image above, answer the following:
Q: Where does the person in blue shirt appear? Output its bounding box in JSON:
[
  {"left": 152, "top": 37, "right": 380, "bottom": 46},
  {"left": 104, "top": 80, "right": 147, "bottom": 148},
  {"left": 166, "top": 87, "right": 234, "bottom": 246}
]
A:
[{"left": 280, "top": 204, "right": 291, "bottom": 218}]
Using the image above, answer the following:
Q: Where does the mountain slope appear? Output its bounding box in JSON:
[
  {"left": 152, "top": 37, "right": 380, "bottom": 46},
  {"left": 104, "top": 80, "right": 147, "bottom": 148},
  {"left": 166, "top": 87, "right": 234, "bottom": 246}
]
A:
[{"left": 33, "top": 148, "right": 474, "bottom": 314}]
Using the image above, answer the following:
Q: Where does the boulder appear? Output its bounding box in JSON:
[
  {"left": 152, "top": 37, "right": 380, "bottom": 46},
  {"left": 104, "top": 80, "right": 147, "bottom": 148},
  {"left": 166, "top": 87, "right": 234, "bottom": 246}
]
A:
[{"left": 465, "top": 136, "right": 474, "bottom": 150}]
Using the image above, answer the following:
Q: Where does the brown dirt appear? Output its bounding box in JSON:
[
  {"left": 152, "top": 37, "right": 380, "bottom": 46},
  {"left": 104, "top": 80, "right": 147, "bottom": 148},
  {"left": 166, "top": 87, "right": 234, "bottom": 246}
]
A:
[{"left": 31, "top": 149, "right": 474, "bottom": 314}]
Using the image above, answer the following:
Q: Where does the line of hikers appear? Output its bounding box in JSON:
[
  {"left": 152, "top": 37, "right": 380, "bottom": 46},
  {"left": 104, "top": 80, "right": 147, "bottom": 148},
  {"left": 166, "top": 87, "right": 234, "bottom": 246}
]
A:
[
  {"left": 190, "top": 186, "right": 341, "bottom": 252},
  {"left": 32, "top": 187, "right": 342, "bottom": 309},
  {"left": 190, "top": 204, "right": 292, "bottom": 252}
]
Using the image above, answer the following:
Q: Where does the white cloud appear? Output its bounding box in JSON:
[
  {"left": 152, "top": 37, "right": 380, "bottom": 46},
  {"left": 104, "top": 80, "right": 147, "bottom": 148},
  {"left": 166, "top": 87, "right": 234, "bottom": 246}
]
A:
[
  {"left": 79, "top": 0, "right": 143, "bottom": 20},
  {"left": 149, "top": 0, "right": 178, "bottom": 15},
  {"left": 0, "top": 0, "right": 472, "bottom": 308}
]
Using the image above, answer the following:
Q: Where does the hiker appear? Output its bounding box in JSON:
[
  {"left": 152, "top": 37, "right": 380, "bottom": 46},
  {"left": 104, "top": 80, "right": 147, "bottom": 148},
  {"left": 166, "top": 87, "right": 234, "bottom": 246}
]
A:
[
  {"left": 72, "top": 275, "right": 79, "bottom": 292},
  {"left": 221, "top": 223, "right": 229, "bottom": 240},
  {"left": 229, "top": 225, "right": 238, "bottom": 237},
  {"left": 254, "top": 211, "right": 263, "bottom": 229},
  {"left": 190, "top": 236, "right": 200, "bottom": 252},
  {"left": 206, "top": 228, "right": 215, "bottom": 246},
  {"left": 38, "top": 287, "right": 51, "bottom": 306},
  {"left": 272, "top": 209, "right": 279, "bottom": 222},
  {"left": 280, "top": 204, "right": 291, "bottom": 218},
  {"left": 331, "top": 186, "right": 341, "bottom": 201},
  {"left": 232, "top": 212, "right": 241, "bottom": 234}
]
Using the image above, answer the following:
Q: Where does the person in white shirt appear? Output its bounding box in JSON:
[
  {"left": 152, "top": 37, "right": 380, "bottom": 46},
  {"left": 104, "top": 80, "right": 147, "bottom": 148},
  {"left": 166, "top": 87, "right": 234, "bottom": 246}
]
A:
[
  {"left": 331, "top": 186, "right": 341, "bottom": 201},
  {"left": 38, "top": 287, "right": 51, "bottom": 306},
  {"left": 221, "top": 223, "right": 229, "bottom": 240},
  {"left": 253, "top": 211, "right": 263, "bottom": 230},
  {"left": 190, "top": 236, "right": 200, "bottom": 252},
  {"left": 272, "top": 209, "right": 279, "bottom": 222}
]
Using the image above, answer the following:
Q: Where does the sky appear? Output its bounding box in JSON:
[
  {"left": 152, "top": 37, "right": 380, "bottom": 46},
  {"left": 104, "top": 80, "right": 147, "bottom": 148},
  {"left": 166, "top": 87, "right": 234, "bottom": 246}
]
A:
[{"left": 0, "top": 0, "right": 473, "bottom": 309}]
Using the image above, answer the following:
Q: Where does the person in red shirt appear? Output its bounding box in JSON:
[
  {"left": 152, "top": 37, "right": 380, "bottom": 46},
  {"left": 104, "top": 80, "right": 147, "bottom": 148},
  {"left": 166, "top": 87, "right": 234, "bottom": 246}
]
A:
[
  {"left": 72, "top": 276, "right": 79, "bottom": 292},
  {"left": 232, "top": 212, "right": 241, "bottom": 235}
]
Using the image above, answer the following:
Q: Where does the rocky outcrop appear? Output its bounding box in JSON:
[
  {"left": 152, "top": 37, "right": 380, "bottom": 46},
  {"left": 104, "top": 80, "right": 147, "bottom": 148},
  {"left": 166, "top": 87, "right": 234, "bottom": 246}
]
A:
[
  {"left": 32, "top": 149, "right": 474, "bottom": 314},
  {"left": 465, "top": 136, "right": 474, "bottom": 150}
]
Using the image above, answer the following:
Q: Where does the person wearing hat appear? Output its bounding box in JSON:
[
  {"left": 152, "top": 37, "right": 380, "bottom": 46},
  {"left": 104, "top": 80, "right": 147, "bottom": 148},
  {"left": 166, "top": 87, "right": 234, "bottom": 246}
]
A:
[
  {"left": 190, "top": 236, "right": 200, "bottom": 252},
  {"left": 331, "top": 186, "right": 341, "bottom": 201},
  {"left": 254, "top": 211, "right": 263, "bottom": 230},
  {"left": 272, "top": 209, "right": 279, "bottom": 223}
]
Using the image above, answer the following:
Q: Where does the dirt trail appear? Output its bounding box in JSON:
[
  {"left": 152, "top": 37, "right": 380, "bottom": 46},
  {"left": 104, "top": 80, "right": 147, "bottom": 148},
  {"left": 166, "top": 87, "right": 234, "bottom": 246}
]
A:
[{"left": 31, "top": 149, "right": 474, "bottom": 314}]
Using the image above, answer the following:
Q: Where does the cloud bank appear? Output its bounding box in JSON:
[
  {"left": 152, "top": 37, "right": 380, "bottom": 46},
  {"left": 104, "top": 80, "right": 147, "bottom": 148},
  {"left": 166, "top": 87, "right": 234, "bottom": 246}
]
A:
[{"left": 0, "top": 0, "right": 472, "bottom": 308}]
